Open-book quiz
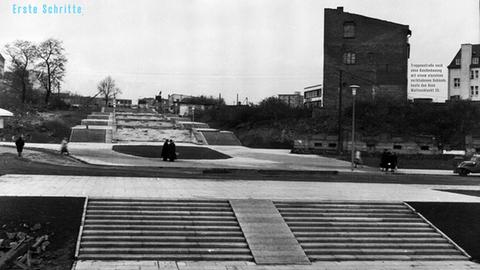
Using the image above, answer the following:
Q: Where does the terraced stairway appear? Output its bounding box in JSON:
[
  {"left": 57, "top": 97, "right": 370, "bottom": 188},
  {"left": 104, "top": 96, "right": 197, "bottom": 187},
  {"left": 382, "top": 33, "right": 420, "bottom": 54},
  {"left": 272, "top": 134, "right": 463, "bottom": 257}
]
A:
[
  {"left": 274, "top": 201, "right": 470, "bottom": 261},
  {"left": 77, "top": 198, "right": 253, "bottom": 261}
]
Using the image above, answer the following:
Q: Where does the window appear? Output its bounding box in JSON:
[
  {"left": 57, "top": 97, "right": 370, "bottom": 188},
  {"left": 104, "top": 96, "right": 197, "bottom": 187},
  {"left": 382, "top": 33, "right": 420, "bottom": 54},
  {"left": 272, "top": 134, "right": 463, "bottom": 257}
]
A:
[
  {"left": 455, "top": 59, "right": 461, "bottom": 65},
  {"left": 393, "top": 145, "right": 402, "bottom": 150},
  {"left": 454, "top": 78, "right": 460, "bottom": 88},
  {"left": 314, "top": 143, "right": 322, "bottom": 147},
  {"left": 420, "top": 146, "right": 430, "bottom": 151},
  {"left": 471, "top": 86, "right": 474, "bottom": 96},
  {"left": 471, "top": 70, "right": 474, "bottom": 79},
  {"left": 328, "top": 143, "right": 337, "bottom": 148},
  {"left": 343, "top": 52, "right": 356, "bottom": 65},
  {"left": 474, "top": 58, "right": 479, "bottom": 65},
  {"left": 343, "top": 22, "right": 355, "bottom": 38},
  {"left": 476, "top": 70, "right": 479, "bottom": 78},
  {"left": 476, "top": 86, "right": 479, "bottom": 96}
]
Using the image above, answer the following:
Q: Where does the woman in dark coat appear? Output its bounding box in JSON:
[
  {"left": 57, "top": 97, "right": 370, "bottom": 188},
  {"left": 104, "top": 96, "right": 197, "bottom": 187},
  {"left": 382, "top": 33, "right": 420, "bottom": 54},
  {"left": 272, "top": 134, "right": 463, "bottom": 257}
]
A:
[
  {"left": 168, "top": 139, "right": 177, "bottom": 162},
  {"left": 161, "top": 140, "right": 169, "bottom": 161}
]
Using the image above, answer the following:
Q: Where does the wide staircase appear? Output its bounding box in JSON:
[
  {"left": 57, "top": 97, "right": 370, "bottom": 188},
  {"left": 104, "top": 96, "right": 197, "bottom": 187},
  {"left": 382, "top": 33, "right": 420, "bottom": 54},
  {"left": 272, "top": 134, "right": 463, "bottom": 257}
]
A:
[
  {"left": 77, "top": 198, "right": 253, "bottom": 261},
  {"left": 274, "top": 201, "right": 469, "bottom": 261},
  {"left": 198, "top": 130, "right": 242, "bottom": 146}
]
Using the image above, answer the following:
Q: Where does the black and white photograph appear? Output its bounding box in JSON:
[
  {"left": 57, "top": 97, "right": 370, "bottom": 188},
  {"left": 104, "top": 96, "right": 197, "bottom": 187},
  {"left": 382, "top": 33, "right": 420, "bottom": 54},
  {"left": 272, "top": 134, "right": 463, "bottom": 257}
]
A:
[{"left": 0, "top": 0, "right": 480, "bottom": 269}]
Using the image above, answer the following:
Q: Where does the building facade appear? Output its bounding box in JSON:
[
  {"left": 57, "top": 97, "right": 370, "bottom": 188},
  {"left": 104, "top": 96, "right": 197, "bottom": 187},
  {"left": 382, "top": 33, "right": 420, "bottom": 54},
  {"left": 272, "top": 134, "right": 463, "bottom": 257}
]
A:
[
  {"left": 304, "top": 84, "right": 323, "bottom": 108},
  {"left": 447, "top": 44, "right": 480, "bottom": 100},
  {"left": 323, "top": 7, "right": 411, "bottom": 111},
  {"left": 278, "top": 92, "right": 304, "bottom": 108}
]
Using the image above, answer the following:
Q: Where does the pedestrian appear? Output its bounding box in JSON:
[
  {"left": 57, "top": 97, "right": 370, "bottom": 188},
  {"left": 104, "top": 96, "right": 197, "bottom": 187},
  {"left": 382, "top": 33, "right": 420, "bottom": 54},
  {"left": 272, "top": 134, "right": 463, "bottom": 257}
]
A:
[
  {"left": 161, "top": 139, "right": 169, "bottom": 161},
  {"left": 380, "top": 149, "right": 389, "bottom": 171},
  {"left": 390, "top": 152, "right": 398, "bottom": 172},
  {"left": 14, "top": 134, "right": 25, "bottom": 157},
  {"left": 354, "top": 150, "right": 362, "bottom": 168},
  {"left": 60, "top": 137, "right": 69, "bottom": 155},
  {"left": 168, "top": 139, "right": 177, "bottom": 162}
]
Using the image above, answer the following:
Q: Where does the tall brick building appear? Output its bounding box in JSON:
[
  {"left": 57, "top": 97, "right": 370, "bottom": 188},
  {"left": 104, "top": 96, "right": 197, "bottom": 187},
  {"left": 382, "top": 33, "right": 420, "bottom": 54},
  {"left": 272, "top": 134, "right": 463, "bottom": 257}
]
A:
[{"left": 323, "top": 7, "right": 411, "bottom": 111}]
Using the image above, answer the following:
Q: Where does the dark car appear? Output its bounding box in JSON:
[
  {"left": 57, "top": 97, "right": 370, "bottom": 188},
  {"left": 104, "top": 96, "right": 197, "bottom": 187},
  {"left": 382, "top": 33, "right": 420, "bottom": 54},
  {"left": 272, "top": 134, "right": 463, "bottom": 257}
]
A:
[{"left": 454, "top": 155, "right": 480, "bottom": 176}]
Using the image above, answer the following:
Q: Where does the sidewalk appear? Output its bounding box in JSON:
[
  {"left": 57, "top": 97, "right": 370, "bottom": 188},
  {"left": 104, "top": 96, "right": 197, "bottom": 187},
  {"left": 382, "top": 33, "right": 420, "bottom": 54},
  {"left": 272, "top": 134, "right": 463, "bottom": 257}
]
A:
[{"left": 1, "top": 174, "right": 479, "bottom": 202}]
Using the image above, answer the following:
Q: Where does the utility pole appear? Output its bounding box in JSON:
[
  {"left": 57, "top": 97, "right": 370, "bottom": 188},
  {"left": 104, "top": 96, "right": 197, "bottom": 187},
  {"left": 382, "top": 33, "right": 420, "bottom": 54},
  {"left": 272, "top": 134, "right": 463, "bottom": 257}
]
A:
[{"left": 337, "top": 69, "right": 343, "bottom": 154}]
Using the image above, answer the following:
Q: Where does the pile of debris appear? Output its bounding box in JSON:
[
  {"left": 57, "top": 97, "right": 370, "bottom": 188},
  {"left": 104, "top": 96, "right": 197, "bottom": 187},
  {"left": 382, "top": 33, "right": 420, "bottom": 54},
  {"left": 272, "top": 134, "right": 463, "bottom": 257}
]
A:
[{"left": 0, "top": 222, "right": 52, "bottom": 270}]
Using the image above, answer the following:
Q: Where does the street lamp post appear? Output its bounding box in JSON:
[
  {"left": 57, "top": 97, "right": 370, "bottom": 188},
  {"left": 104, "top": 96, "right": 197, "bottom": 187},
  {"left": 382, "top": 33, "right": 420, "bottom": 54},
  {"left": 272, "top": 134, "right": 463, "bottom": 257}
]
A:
[{"left": 350, "top": 85, "right": 360, "bottom": 171}]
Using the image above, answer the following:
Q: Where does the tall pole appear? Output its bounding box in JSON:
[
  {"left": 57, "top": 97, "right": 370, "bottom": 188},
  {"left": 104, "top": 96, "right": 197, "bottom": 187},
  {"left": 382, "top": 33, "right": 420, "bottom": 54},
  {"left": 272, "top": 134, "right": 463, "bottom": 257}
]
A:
[
  {"left": 350, "top": 85, "right": 359, "bottom": 171},
  {"left": 337, "top": 70, "right": 343, "bottom": 154}
]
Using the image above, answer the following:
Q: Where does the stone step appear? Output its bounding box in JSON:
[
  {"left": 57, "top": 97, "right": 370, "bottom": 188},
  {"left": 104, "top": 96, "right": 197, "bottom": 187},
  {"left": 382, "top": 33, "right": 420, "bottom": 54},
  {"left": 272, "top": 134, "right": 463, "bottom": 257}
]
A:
[
  {"left": 77, "top": 254, "right": 254, "bottom": 261},
  {"left": 304, "top": 248, "right": 461, "bottom": 256},
  {"left": 89, "top": 199, "right": 226, "bottom": 204},
  {"left": 308, "top": 254, "right": 467, "bottom": 261},
  {"left": 279, "top": 212, "right": 415, "bottom": 217},
  {"left": 87, "top": 210, "right": 235, "bottom": 216},
  {"left": 296, "top": 237, "right": 448, "bottom": 243},
  {"left": 81, "top": 235, "right": 247, "bottom": 242},
  {"left": 83, "top": 224, "right": 241, "bottom": 231},
  {"left": 87, "top": 205, "right": 233, "bottom": 211},
  {"left": 275, "top": 201, "right": 404, "bottom": 205},
  {"left": 287, "top": 222, "right": 429, "bottom": 227},
  {"left": 290, "top": 226, "right": 434, "bottom": 232},
  {"left": 82, "top": 230, "right": 244, "bottom": 237},
  {"left": 275, "top": 203, "right": 406, "bottom": 209},
  {"left": 301, "top": 243, "right": 453, "bottom": 249},
  {"left": 80, "top": 241, "right": 248, "bottom": 248},
  {"left": 278, "top": 208, "right": 412, "bottom": 213},
  {"left": 293, "top": 232, "right": 440, "bottom": 237},
  {"left": 89, "top": 201, "right": 230, "bottom": 207},
  {"left": 85, "top": 214, "right": 236, "bottom": 221},
  {"left": 80, "top": 247, "right": 251, "bottom": 255},
  {"left": 85, "top": 219, "right": 238, "bottom": 226},
  {"left": 283, "top": 217, "right": 422, "bottom": 222}
]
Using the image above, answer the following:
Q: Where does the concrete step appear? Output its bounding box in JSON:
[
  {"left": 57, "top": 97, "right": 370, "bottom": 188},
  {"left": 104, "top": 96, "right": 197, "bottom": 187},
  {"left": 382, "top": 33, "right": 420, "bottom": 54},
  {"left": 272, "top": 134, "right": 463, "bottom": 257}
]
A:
[
  {"left": 293, "top": 232, "right": 440, "bottom": 237},
  {"left": 82, "top": 230, "right": 244, "bottom": 237},
  {"left": 283, "top": 217, "right": 422, "bottom": 222},
  {"left": 296, "top": 237, "right": 448, "bottom": 243},
  {"left": 89, "top": 199, "right": 226, "bottom": 204},
  {"left": 276, "top": 201, "right": 404, "bottom": 205},
  {"left": 83, "top": 224, "right": 241, "bottom": 231},
  {"left": 308, "top": 255, "right": 467, "bottom": 261},
  {"left": 80, "top": 247, "right": 251, "bottom": 255},
  {"left": 81, "top": 235, "right": 247, "bottom": 242},
  {"left": 278, "top": 208, "right": 412, "bottom": 213},
  {"left": 80, "top": 241, "right": 249, "bottom": 248},
  {"left": 85, "top": 214, "right": 236, "bottom": 221},
  {"left": 279, "top": 212, "right": 416, "bottom": 217},
  {"left": 77, "top": 254, "right": 253, "bottom": 261},
  {"left": 86, "top": 210, "right": 235, "bottom": 216},
  {"left": 304, "top": 248, "right": 461, "bottom": 256},
  {"left": 87, "top": 205, "right": 233, "bottom": 211},
  {"left": 85, "top": 219, "right": 238, "bottom": 226},
  {"left": 302, "top": 243, "right": 453, "bottom": 249},
  {"left": 290, "top": 226, "right": 434, "bottom": 232},
  {"left": 88, "top": 201, "right": 230, "bottom": 207},
  {"left": 287, "top": 222, "right": 429, "bottom": 227},
  {"left": 276, "top": 203, "right": 407, "bottom": 209}
]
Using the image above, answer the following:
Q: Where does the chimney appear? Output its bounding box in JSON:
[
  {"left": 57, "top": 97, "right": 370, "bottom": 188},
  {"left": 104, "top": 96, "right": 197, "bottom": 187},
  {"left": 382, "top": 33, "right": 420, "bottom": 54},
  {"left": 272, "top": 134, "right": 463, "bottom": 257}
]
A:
[{"left": 337, "top": 6, "right": 344, "bottom": 12}]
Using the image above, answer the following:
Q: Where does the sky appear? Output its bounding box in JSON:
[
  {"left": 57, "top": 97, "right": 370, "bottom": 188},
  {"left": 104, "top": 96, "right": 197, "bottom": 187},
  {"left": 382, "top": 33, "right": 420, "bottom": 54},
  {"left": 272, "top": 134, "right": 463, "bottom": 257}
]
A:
[{"left": 0, "top": 0, "right": 478, "bottom": 104}]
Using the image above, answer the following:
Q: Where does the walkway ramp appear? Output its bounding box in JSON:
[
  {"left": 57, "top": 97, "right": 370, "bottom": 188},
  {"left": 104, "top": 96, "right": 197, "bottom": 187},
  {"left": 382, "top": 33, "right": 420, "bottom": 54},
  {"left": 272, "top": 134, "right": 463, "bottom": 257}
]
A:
[{"left": 275, "top": 201, "right": 470, "bottom": 261}]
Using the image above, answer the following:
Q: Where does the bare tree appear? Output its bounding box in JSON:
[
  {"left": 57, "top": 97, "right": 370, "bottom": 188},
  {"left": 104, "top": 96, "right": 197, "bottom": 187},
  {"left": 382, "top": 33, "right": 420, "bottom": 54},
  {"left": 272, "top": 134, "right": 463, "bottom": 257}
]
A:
[
  {"left": 4, "top": 40, "right": 36, "bottom": 103},
  {"left": 97, "top": 76, "right": 122, "bottom": 107},
  {"left": 35, "top": 38, "right": 67, "bottom": 104}
]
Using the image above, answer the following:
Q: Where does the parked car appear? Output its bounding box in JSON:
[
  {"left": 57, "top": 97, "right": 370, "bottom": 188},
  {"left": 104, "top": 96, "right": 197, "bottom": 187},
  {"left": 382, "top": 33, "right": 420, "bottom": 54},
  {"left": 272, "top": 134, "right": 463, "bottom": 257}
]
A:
[{"left": 454, "top": 155, "right": 480, "bottom": 176}]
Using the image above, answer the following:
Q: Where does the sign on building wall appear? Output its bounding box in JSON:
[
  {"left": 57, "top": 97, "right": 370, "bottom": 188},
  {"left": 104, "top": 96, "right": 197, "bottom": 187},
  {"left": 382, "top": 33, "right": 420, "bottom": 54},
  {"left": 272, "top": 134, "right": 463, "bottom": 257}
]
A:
[{"left": 408, "top": 63, "right": 447, "bottom": 101}]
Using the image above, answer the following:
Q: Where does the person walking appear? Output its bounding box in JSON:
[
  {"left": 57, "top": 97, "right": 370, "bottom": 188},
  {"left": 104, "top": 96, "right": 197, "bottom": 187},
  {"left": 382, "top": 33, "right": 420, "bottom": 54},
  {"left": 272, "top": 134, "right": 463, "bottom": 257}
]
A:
[
  {"left": 14, "top": 134, "right": 25, "bottom": 157},
  {"left": 380, "top": 149, "right": 389, "bottom": 171},
  {"left": 168, "top": 139, "right": 177, "bottom": 162},
  {"left": 354, "top": 150, "right": 362, "bottom": 168},
  {"left": 60, "top": 137, "right": 70, "bottom": 155},
  {"left": 161, "top": 139, "right": 169, "bottom": 161}
]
